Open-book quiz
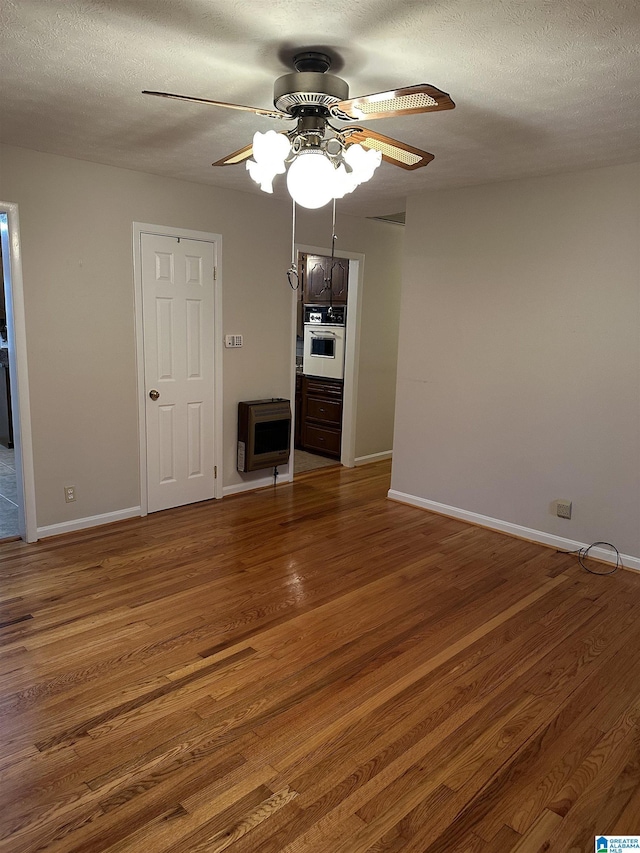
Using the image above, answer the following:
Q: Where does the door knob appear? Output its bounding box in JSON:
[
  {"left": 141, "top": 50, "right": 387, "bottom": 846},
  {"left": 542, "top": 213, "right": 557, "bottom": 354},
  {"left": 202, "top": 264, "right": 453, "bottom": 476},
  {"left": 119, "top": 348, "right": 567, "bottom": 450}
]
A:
[{"left": 149, "top": 389, "right": 160, "bottom": 401}]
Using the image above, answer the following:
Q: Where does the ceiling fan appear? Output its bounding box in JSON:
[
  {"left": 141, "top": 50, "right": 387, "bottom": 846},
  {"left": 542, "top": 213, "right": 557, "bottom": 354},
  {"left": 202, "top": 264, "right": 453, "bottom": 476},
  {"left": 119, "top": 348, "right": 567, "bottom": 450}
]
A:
[{"left": 143, "top": 51, "right": 455, "bottom": 208}]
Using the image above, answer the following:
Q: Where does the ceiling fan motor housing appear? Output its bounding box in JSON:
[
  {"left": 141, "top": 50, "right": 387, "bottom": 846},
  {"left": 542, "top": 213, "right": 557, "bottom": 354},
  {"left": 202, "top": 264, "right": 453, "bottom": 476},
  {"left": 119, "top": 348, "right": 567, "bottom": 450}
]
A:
[{"left": 273, "top": 72, "right": 349, "bottom": 115}]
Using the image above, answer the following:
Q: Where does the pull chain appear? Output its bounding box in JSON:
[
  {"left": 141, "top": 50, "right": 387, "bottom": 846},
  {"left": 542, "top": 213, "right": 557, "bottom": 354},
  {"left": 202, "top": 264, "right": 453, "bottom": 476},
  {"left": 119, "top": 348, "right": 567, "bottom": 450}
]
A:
[
  {"left": 323, "top": 198, "right": 338, "bottom": 303},
  {"left": 286, "top": 197, "right": 299, "bottom": 290},
  {"left": 329, "top": 198, "right": 337, "bottom": 305}
]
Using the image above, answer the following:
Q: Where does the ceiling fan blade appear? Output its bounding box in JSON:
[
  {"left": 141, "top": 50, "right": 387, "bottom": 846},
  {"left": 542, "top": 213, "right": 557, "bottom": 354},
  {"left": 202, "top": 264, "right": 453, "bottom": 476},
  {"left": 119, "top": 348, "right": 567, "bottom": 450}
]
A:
[
  {"left": 212, "top": 142, "right": 255, "bottom": 167},
  {"left": 142, "top": 90, "right": 291, "bottom": 120},
  {"left": 331, "top": 84, "right": 454, "bottom": 121},
  {"left": 345, "top": 129, "right": 435, "bottom": 170}
]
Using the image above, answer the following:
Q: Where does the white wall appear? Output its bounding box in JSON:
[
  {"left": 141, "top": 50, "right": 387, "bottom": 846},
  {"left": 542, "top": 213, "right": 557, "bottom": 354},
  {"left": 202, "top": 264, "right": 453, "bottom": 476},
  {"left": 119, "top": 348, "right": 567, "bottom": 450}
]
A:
[
  {"left": 0, "top": 144, "right": 403, "bottom": 531},
  {"left": 391, "top": 162, "right": 640, "bottom": 562}
]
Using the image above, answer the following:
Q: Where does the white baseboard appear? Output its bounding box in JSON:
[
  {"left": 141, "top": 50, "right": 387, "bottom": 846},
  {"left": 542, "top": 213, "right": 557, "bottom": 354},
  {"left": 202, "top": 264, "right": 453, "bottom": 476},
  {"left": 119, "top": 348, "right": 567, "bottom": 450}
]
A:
[
  {"left": 387, "top": 489, "right": 640, "bottom": 573},
  {"left": 223, "top": 472, "right": 293, "bottom": 497},
  {"left": 37, "top": 506, "right": 142, "bottom": 539},
  {"left": 36, "top": 472, "right": 297, "bottom": 537},
  {"left": 355, "top": 450, "right": 393, "bottom": 466}
]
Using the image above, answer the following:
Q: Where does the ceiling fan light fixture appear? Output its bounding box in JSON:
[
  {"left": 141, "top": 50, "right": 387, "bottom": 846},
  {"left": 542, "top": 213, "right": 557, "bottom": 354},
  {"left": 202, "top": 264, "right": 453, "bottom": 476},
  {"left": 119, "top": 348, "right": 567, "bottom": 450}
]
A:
[
  {"left": 146, "top": 55, "right": 454, "bottom": 202},
  {"left": 286, "top": 149, "right": 337, "bottom": 209},
  {"left": 246, "top": 130, "right": 291, "bottom": 192},
  {"left": 247, "top": 134, "right": 384, "bottom": 207},
  {"left": 343, "top": 143, "right": 382, "bottom": 184},
  {"left": 331, "top": 163, "right": 355, "bottom": 199},
  {"left": 246, "top": 159, "right": 277, "bottom": 193},
  {"left": 330, "top": 145, "right": 383, "bottom": 199},
  {"left": 253, "top": 129, "right": 291, "bottom": 164}
]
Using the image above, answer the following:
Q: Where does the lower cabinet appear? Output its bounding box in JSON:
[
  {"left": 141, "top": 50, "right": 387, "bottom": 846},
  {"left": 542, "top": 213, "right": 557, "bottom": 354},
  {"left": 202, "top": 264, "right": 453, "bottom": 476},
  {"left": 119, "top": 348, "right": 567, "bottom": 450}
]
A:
[
  {"left": 295, "top": 373, "right": 303, "bottom": 447},
  {"left": 298, "top": 375, "right": 343, "bottom": 459}
]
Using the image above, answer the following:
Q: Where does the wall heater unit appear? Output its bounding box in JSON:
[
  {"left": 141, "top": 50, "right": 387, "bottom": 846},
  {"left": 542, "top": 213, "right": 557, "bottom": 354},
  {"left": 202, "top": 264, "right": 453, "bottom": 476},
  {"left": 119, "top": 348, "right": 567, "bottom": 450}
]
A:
[{"left": 237, "top": 399, "right": 291, "bottom": 473}]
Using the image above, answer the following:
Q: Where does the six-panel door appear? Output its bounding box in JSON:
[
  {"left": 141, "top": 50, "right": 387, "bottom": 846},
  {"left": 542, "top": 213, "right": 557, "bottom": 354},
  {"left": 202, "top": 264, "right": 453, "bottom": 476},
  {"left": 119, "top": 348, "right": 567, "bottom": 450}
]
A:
[{"left": 141, "top": 233, "right": 216, "bottom": 512}]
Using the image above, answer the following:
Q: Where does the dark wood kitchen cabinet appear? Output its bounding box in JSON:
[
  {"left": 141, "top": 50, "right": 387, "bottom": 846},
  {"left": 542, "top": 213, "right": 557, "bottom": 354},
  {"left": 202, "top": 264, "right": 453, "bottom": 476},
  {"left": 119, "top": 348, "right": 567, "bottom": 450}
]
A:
[
  {"left": 300, "top": 375, "right": 343, "bottom": 458},
  {"left": 294, "top": 373, "right": 303, "bottom": 447},
  {"left": 301, "top": 254, "right": 349, "bottom": 305}
]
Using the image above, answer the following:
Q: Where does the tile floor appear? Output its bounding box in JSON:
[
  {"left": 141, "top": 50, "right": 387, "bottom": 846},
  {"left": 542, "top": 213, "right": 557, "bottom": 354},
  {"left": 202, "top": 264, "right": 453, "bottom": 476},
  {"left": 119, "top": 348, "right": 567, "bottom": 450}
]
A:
[{"left": 0, "top": 445, "right": 19, "bottom": 539}]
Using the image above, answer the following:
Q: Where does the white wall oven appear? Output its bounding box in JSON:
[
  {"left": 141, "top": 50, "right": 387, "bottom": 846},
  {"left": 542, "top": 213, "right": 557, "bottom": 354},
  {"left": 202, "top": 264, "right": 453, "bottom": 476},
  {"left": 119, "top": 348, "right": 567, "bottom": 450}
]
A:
[{"left": 303, "top": 305, "right": 346, "bottom": 381}]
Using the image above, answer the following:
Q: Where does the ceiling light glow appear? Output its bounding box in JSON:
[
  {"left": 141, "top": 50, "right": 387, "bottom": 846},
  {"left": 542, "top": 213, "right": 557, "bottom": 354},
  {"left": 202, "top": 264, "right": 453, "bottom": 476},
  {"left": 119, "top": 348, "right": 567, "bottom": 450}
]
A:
[{"left": 246, "top": 133, "right": 382, "bottom": 209}]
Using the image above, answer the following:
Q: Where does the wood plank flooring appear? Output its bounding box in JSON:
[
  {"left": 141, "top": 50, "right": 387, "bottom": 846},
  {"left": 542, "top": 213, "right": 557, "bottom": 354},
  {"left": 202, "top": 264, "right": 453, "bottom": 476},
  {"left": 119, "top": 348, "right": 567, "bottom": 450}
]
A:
[{"left": 1, "top": 460, "right": 639, "bottom": 852}]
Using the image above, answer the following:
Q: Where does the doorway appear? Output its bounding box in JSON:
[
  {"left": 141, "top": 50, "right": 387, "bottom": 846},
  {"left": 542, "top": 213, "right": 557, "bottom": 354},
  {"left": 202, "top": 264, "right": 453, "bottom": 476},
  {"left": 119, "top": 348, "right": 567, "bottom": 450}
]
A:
[
  {"left": 0, "top": 245, "right": 18, "bottom": 537},
  {"left": 133, "top": 223, "right": 223, "bottom": 514},
  {"left": 0, "top": 202, "right": 37, "bottom": 542},
  {"left": 291, "top": 244, "right": 364, "bottom": 475}
]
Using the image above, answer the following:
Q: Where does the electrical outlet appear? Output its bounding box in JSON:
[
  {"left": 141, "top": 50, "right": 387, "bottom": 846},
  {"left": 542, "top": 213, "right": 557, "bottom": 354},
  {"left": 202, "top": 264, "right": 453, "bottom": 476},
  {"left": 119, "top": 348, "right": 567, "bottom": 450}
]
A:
[
  {"left": 64, "top": 485, "right": 76, "bottom": 503},
  {"left": 556, "top": 500, "right": 572, "bottom": 519}
]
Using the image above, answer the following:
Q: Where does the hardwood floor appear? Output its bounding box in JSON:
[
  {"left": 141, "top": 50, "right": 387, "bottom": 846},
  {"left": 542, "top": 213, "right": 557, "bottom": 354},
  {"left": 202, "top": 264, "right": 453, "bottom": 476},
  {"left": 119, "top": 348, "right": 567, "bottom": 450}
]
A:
[{"left": 1, "top": 460, "right": 639, "bottom": 852}]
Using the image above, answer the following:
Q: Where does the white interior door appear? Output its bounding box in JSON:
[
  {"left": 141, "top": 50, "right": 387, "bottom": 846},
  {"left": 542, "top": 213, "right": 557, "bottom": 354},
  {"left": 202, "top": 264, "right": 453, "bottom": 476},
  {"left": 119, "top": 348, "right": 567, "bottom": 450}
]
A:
[{"left": 141, "top": 233, "right": 216, "bottom": 512}]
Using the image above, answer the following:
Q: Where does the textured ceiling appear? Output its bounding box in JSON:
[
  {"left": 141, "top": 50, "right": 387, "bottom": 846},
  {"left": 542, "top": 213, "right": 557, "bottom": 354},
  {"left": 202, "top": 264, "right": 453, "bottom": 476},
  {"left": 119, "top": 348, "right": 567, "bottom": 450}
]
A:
[{"left": 1, "top": 0, "right": 639, "bottom": 216}]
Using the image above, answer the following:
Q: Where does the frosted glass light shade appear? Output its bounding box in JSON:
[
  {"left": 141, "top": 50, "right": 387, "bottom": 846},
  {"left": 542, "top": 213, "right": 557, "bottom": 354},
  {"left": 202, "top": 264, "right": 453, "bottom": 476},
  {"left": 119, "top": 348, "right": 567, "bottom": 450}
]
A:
[
  {"left": 286, "top": 151, "right": 336, "bottom": 209},
  {"left": 344, "top": 143, "right": 382, "bottom": 184},
  {"left": 246, "top": 130, "right": 290, "bottom": 193},
  {"left": 246, "top": 159, "right": 280, "bottom": 193},
  {"left": 332, "top": 164, "right": 357, "bottom": 199},
  {"left": 253, "top": 130, "right": 290, "bottom": 167},
  {"left": 247, "top": 136, "right": 383, "bottom": 207},
  {"left": 331, "top": 144, "right": 382, "bottom": 199}
]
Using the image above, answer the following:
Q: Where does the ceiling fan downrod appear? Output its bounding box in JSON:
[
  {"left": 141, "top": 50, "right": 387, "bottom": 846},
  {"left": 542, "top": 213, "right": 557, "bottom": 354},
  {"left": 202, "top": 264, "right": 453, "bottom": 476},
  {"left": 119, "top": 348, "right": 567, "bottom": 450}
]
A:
[{"left": 292, "top": 51, "right": 332, "bottom": 74}]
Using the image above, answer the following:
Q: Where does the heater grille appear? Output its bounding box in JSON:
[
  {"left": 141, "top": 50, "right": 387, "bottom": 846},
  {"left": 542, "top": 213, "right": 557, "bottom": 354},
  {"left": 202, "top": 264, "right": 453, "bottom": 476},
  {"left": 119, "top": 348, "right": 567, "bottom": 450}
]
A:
[{"left": 237, "top": 399, "right": 291, "bottom": 473}]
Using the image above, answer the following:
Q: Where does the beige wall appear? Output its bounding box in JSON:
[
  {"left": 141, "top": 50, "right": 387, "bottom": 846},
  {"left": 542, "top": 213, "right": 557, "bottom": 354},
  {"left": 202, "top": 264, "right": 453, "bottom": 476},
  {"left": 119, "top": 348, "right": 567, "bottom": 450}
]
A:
[
  {"left": 392, "top": 162, "right": 640, "bottom": 560},
  {"left": 0, "top": 144, "right": 402, "bottom": 530}
]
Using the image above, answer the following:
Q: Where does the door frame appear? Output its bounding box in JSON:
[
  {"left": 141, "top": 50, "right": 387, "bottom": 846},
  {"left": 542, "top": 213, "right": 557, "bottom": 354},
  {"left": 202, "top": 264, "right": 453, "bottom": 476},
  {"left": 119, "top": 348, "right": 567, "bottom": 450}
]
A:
[
  {"left": 0, "top": 201, "right": 37, "bottom": 542},
  {"left": 292, "top": 244, "right": 365, "bottom": 469},
  {"left": 133, "top": 222, "right": 223, "bottom": 515}
]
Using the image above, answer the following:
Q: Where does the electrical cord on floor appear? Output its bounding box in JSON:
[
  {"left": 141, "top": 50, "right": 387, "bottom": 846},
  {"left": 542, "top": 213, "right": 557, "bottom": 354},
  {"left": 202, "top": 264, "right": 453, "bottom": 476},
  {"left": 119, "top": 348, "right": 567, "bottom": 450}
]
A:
[
  {"left": 273, "top": 466, "right": 279, "bottom": 487},
  {"left": 556, "top": 541, "right": 622, "bottom": 576}
]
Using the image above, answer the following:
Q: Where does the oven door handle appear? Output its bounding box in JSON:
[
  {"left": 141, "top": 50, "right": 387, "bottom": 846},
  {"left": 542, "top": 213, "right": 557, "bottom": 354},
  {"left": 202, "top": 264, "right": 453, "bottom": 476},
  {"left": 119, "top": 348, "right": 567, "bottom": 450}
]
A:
[{"left": 311, "top": 331, "right": 337, "bottom": 338}]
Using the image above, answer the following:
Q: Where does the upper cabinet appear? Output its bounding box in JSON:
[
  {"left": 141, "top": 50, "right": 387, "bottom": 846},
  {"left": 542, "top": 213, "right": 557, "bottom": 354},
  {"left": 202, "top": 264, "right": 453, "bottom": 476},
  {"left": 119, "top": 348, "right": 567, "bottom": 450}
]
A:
[{"left": 302, "top": 254, "right": 349, "bottom": 305}]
